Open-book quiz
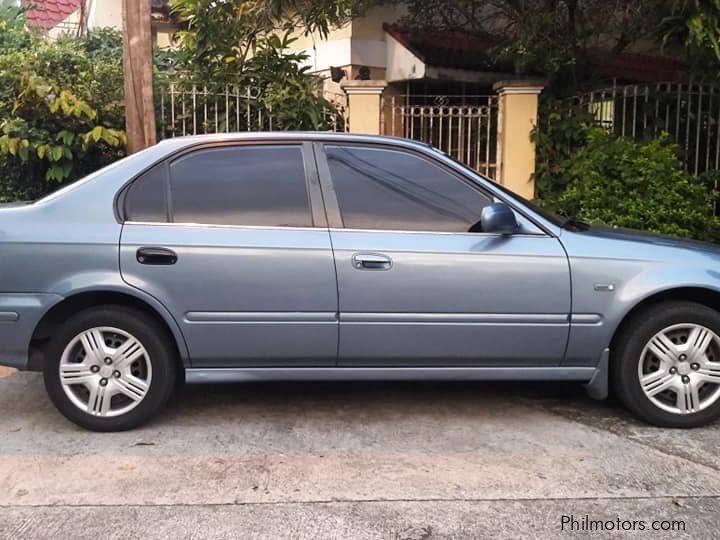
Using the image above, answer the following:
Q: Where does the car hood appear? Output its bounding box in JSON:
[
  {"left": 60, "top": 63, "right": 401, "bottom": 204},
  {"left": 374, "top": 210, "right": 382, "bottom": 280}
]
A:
[
  {"left": 580, "top": 224, "right": 718, "bottom": 250},
  {"left": 561, "top": 223, "right": 720, "bottom": 262}
]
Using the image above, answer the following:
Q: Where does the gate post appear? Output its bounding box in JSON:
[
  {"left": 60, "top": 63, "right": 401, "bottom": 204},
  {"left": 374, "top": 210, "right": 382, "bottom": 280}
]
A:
[
  {"left": 341, "top": 80, "right": 388, "bottom": 135},
  {"left": 493, "top": 80, "right": 545, "bottom": 199}
]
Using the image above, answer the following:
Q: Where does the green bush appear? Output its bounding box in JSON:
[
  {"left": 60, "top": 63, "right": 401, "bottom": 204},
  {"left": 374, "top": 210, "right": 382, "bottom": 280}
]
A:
[
  {"left": 0, "top": 6, "right": 126, "bottom": 202},
  {"left": 531, "top": 97, "right": 594, "bottom": 202},
  {"left": 545, "top": 127, "right": 720, "bottom": 241},
  {"left": 167, "top": 0, "right": 345, "bottom": 131}
]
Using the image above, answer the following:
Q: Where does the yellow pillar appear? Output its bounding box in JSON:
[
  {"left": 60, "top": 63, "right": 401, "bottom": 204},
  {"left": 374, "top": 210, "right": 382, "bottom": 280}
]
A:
[
  {"left": 341, "top": 80, "right": 388, "bottom": 135},
  {"left": 493, "top": 80, "right": 545, "bottom": 199}
]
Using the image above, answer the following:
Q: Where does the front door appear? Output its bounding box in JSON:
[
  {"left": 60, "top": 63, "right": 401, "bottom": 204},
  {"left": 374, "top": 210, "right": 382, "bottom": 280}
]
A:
[
  {"left": 120, "top": 142, "right": 338, "bottom": 367},
  {"left": 315, "top": 143, "right": 571, "bottom": 367}
]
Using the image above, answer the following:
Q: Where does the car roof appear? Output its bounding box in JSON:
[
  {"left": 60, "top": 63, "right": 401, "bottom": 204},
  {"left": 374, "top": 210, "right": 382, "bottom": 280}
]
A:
[{"left": 155, "top": 131, "right": 434, "bottom": 153}]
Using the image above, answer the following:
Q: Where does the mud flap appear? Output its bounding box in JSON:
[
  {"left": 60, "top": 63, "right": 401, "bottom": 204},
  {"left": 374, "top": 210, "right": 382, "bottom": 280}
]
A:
[{"left": 584, "top": 348, "right": 609, "bottom": 400}]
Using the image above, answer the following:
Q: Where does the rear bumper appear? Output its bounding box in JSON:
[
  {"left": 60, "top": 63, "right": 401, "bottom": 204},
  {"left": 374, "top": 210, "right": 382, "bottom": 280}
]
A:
[{"left": 0, "top": 293, "right": 61, "bottom": 369}]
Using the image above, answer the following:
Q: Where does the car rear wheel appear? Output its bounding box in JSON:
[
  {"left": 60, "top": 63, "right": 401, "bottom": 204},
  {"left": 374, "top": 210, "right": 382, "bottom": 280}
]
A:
[
  {"left": 612, "top": 301, "right": 720, "bottom": 428},
  {"left": 43, "top": 306, "right": 176, "bottom": 431}
]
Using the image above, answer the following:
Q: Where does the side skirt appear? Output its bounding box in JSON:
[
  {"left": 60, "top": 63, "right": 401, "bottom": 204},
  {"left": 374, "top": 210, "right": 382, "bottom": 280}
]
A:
[{"left": 185, "top": 366, "right": 596, "bottom": 384}]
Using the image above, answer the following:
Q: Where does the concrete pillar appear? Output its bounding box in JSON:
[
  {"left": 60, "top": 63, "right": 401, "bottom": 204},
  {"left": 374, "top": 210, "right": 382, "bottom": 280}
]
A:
[
  {"left": 341, "top": 80, "right": 388, "bottom": 135},
  {"left": 493, "top": 80, "right": 545, "bottom": 199}
]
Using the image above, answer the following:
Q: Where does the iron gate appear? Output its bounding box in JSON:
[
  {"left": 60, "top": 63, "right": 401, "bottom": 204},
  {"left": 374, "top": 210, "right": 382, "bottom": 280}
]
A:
[{"left": 381, "top": 94, "right": 499, "bottom": 179}]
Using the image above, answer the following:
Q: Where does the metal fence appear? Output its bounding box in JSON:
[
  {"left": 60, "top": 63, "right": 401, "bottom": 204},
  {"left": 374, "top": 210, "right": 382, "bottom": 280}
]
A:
[
  {"left": 155, "top": 82, "right": 347, "bottom": 139},
  {"left": 569, "top": 82, "right": 720, "bottom": 176},
  {"left": 381, "top": 95, "right": 499, "bottom": 179}
]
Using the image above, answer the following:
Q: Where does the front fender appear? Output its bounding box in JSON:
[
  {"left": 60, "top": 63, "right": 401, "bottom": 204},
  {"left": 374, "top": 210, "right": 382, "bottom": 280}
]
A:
[{"left": 565, "top": 260, "right": 720, "bottom": 366}]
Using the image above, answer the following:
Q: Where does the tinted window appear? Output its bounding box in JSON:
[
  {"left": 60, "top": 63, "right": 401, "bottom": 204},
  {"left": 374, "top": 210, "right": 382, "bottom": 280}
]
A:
[
  {"left": 124, "top": 164, "right": 168, "bottom": 222},
  {"left": 325, "top": 146, "right": 492, "bottom": 232},
  {"left": 169, "top": 145, "right": 311, "bottom": 227}
]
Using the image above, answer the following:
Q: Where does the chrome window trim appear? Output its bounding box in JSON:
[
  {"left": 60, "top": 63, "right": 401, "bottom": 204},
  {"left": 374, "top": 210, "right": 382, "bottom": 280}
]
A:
[
  {"left": 122, "top": 220, "right": 549, "bottom": 237},
  {"left": 123, "top": 221, "right": 326, "bottom": 232},
  {"left": 329, "top": 227, "right": 547, "bottom": 238}
]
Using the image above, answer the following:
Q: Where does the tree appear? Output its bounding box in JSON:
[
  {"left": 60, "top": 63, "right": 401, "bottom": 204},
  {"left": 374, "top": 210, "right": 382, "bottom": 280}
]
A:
[
  {"left": 399, "top": 0, "right": 667, "bottom": 93},
  {"left": 165, "top": 0, "right": 376, "bottom": 130},
  {"left": 662, "top": 0, "right": 720, "bottom": 73},
  {"left": 0, "top": 8, "right": 126, "bottom": 201},
  {"left": 170, "top": 0, "right": 376, "bottom": 80}
]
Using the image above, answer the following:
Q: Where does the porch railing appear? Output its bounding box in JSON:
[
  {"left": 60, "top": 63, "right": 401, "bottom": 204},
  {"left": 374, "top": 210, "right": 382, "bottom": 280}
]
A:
[{"left": 381, "top": 95, "right": 499, "bottom": 179}]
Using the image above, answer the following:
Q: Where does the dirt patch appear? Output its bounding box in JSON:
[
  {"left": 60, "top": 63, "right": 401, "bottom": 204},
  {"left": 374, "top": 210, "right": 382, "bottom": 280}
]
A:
[{"left": 0, "top": 367, "right": 17, "bottom": 379}]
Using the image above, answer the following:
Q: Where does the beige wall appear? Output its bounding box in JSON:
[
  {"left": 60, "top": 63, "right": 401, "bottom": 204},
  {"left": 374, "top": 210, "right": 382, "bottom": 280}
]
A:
[
  {"left": 351, "top": 5, "right": 404, "bottom": 41},
  {"left": 82, "top": 0, "right": 174, "bottom": 48},
  {"left": 153, "top": 23, "right": 175, "bottom": 49},
  {"left": 288, "top": 5, "right": 404, "bottom": 78},
  {"left": 86, "top": 0, "right": 123, "bottom": 29}
]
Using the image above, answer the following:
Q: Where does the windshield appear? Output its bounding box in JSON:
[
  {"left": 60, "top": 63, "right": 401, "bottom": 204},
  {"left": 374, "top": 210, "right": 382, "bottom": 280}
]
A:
[{"left": 430, "top": 147, "right": 566, "bottom": 227}]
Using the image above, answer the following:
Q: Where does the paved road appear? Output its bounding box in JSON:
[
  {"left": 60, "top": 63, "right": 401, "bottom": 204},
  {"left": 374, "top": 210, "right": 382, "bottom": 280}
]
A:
[{"left": 1, "top": 370, "right": 720, "bottom": 539}]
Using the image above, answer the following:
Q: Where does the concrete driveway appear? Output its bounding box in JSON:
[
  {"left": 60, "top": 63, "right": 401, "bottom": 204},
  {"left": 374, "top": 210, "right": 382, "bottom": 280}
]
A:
[{"left": 1, "top": 369, "right": 720, "bottom": 539}]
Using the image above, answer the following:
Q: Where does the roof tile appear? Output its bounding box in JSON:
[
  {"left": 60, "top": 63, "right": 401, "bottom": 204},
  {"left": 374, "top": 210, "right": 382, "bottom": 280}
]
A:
[{"left": 23, "top": 0, "right": 82, "bottom": 31}]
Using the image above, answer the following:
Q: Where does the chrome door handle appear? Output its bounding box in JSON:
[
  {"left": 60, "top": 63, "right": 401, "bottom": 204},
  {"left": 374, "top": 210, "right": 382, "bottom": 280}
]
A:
[{"left": 351, "top": 253, "right": 392, "bottom": 270}]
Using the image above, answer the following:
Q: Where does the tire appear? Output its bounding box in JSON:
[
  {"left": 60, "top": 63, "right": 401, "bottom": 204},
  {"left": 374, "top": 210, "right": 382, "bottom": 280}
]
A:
[
  {"left": 612, "top": 301, "right": 720, "bottom": 428},
  {"left": 43, "top": 305, "right": 177, "bottom": 431}
]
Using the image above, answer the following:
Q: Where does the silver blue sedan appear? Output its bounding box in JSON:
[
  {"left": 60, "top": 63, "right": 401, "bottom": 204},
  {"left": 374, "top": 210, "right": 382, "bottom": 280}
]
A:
[{"left": 1, "top": 132, "right": 720, "bottom": 431}]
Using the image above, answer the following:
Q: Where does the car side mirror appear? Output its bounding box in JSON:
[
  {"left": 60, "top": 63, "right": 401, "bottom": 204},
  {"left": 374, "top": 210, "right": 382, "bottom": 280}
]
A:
[{"left": 480, "top": 202, "right": 519, "bottom": 235}]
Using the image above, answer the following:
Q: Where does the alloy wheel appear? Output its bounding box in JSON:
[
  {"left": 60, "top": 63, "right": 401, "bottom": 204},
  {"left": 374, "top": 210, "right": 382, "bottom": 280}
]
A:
[
  {"left": 58, "top": 326, "right": 152, "bottom": 417},
  {"left": 638, "top": 323, "right": 720, "bottom": 415}
]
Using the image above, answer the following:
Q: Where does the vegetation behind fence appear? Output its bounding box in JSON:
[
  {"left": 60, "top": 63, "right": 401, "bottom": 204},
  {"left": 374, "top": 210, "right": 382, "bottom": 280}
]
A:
[
  {"left": 155, "top": 80, "right": 347, "bottom": 139},
  {"left": 568, "top": 82, "right": 720, "bottom": 177}
]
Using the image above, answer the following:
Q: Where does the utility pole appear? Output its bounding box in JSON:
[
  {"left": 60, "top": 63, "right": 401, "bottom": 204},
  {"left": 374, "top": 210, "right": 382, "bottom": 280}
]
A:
[{"left": 122, "top": 0, "right": 156, "bottom": 153}]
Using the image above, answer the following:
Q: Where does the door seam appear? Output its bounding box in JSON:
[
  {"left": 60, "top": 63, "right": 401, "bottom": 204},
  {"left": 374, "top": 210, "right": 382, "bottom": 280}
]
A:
[{"left": 310, "top": 142, "right": 342, "bottom": 365}]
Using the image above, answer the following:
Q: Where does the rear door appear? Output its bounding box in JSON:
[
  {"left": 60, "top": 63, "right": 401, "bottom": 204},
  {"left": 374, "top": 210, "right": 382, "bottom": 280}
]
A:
[
  {"left": 119, "top": 141, "right": 338, "bottom": 367},
  {"left": 315, "top": 142, "right": 571, "bottom": 367}
]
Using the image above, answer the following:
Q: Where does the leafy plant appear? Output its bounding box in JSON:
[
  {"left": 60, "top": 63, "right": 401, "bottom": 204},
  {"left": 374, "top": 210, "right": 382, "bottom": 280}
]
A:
[
  {"left": 1, "top": 74, "right": 125, "bottom": 183},
  {"left": 241, "top": 33, "right": 340, "bottom": 129},
  {"left": 165, "top": 0, "right": 352, "bottom": 130},
  {"left": 662, "top": 0, "right": 720, "bottom": 73},
  {"left": 170, "top": 0, "right": 373, "bottom": 81},
  {"left": 0, "top": 21, "right": 126, "bottom": 201},
  {"left": 531, "top": 97, "right": 594, "bottom": 202},
  {"left": 543, "top": 127, "right": 720, "bottom": 241}
]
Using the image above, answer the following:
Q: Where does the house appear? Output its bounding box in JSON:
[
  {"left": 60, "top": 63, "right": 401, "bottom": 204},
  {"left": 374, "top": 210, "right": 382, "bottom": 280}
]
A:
[
  {"left": 22, "top": 0, "right": 82, "bottom": 38},
  {"left": 286, "top": 4, "right": 688, "bottom": 100},
  {"left": 23, "top": 1, "right": 699, "bottom": 194},
  {"left": 21, "top": 0, "right": 175, "bottom": 46}
]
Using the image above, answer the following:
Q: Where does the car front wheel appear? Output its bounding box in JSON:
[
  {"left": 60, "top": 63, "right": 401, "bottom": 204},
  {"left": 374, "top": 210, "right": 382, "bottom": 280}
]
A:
[
  {"left": 43, "top": 306, "right": 176, "bottom": 431},
  {"left": 613, "top": 301, "right": 720, "bottom": 428}
]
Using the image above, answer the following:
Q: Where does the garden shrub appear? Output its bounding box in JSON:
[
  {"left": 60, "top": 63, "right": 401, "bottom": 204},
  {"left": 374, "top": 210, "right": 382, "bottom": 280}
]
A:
[
  {"left": 0, "top": 7, "right": 126, "bottom": 202},
  {"left": 532, "top": 97, "right": 594, "bottom": 202},
  {"left": 545, "top": 127, "right": 720, "bottom": 242}
]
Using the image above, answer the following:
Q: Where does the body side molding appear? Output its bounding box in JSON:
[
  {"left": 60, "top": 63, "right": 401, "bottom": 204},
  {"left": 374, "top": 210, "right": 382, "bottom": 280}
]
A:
[{"left": 185, "top": 366, "right": 596, "bottom": 384}]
